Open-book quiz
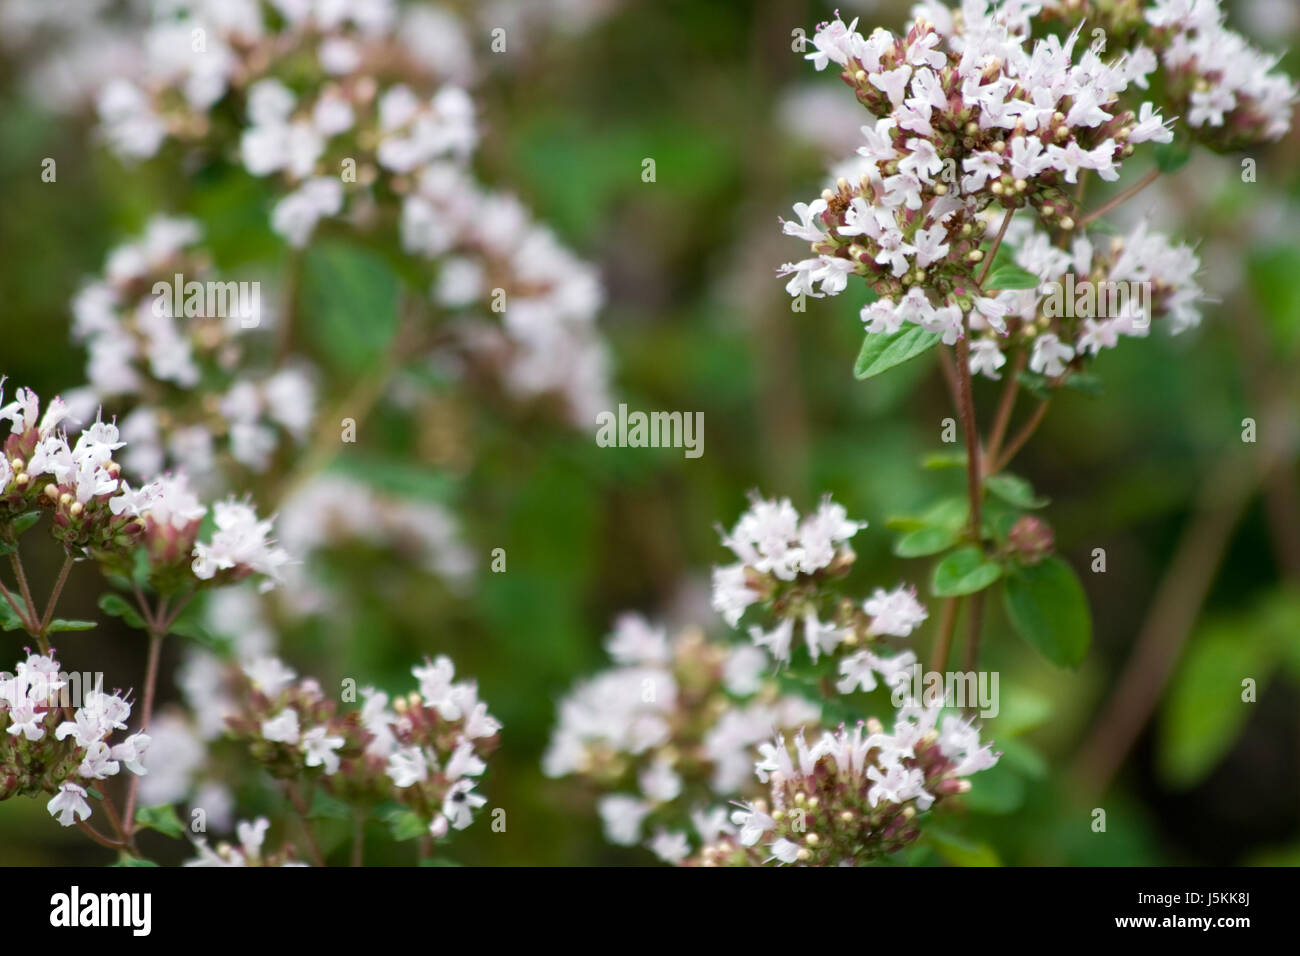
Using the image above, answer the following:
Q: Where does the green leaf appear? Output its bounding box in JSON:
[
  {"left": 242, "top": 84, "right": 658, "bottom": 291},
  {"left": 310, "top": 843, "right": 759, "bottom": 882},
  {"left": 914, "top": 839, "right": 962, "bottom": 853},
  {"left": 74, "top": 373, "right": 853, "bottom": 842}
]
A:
[
  {"left": 1158, "top": 600, "right": 1285, "bottom": 788},
  {"left": 1153, "top": 143, "right": 1190, "bottom": 173},
  {"left": 925, "top": 827, "right": 1002, "bottom": 867},
  {"left": 989, "top": 686, "right": 1053, "bottom": 737},
  {"left": 419, "top": 857, "right": 463, "bottom": 867},
  {"left": 1001, "top": 557, "right": 1091, "bottom": 667},
  {"left": 932, "top": 546, "right": 1002, "bottom": 597},
  {"left": 1247, "top": 243, "right": 1300, "bottom": 352},
  {"left": 996, "top": 737, "right": 1049, "bottom": 780},
  {"left": 894, "top": 524, "right": 960, "bottom": 558},
  {"left": 1063, "top": 372, "right": 1103, "bottom": 397},
  {"left": 169, "top": 616, "right": 230, "bottom": 654},
  {"left": 308, "top": 789, "right": 353, "bottom": 822},
  {"left": 887, "top": 496, "right": 969, "bottom": 534},
  {"left": 1015, "top": 370, "right": 1050, "bottom": 400},
  {"left": 134, "top": 804, "right": 185, "bottom": 840},
  {"left": 854, "top": 327, "right": 941, "bottom": 380},
  {"left": 0, "top": 595, "right": 28, "bottom": 632},
  {"left": 921, "top": 451, "right": 967, "bottom": 470},
  {"left": 383, "top": 807, "right": 428, "bottom": 842},
  {"left": 984, "top": 263, "right": 1040, "bottom": 291},
  {"left": 48, "top": 619, "right": 97, "bottom": 632},
  {"left": 985, "top": 472, "right": 1049, "bottom": 509},
  {"left": 300, "top": 240, "right": 402, "bottom": 375},
  {"left": 959, "top": 762, "right": 1025, "bottom": 814},
  {"left": 12, "top": 511, "right": 40, "bottom": 536},
  {"left": 98, "top": 593, "right": 147, "bottom": 630},
  {"left": 112, "top": 856, "right": 160, "bottom": 867}
]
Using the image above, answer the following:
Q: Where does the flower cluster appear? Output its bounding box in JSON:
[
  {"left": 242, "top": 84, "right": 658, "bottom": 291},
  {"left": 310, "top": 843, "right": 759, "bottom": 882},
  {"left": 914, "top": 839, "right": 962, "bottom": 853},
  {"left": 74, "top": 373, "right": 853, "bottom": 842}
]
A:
[
  {"left": 711, "top": 494, "right": 929, "bottom": 676},
  {"left": 186, "top": 816, "right": 302, "bottom": 867},
  {"left": 1141, "top": 0, "right": 1297, "bottom": 147},
  {"left": 543, "top": 614, "right": 822, "bottom": 860},
  {"left": 0, "top": 651, "right": 150, "bottom": 828},
  {"left": 69, "top": 216, "right": 316, "bottom": 483},
  {"left": 1, "top": 383, "right": 141, "bottom": 556},
  {"left": 960, "top": 212, "right": 1202, "bottom": 382},
  {"left": 695, "top": 701, "right": 998, "bottom": 866},
  {"left": 782, "top": 11, "right": 1177, "bottom": 314},
  {"left": 2, "top": 379, "right": 288, "bottom": 595},
  {"left": 226, "top": 654, "right": 500, "bottom": 840},
  {"left": 96, "top": 0, "right": 611, "bottom": 426}
]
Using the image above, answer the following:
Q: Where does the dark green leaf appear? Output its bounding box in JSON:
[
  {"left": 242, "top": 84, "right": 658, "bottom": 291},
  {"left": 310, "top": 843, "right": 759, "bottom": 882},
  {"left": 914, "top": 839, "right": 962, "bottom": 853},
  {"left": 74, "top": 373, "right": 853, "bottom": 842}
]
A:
[
  {"left": 0, "top": 596, "right": 27, "bottom": 632},
  {"left": 308, "top": 789, "right": 353, "bottom": 822},
  {"left": 1154, "top": 143, "right": 1191, "bottom": 173},
  {"left": 1001, "top": 557, "right": 1091, "bottom": 667},
  {"left": 853, "top": 327, "right": 941, "bottom": 380},
  {"left": 894, "top": 524, "right": 959, "bottom": 558},
  {"left": 300, "top": 240, "right": 402, "bottom": 375},
  {"left": 925, "top": 827, "right": 1002, "bottom": 866},
  {"left": 959, "top": 761, "right": 1025, "bottom": 814},
  {"left": 135, "top": 804, "right": 185, "bottom": 840},
  {"left": 1158, "top": 594, "right": 1292, "bottom": 788},
  {"left": 1015, "top": 370, "right": 1050, "bottom": 400},
  {"left": 985, "top": 473, "right": 1049, "bottom": 509},
  {"left": 932, "top": 546, "right": 1002, "bottom": 597},
  {"left": 384, "top": 807, "right": 428, "bottom": 842},
  {"left": 48, "top": 619, "right": 97, "bottom": 632},
  {"left": 169, "top": 616, "right": 230, "bottom": 654},
  {"left": 12, "top": 511, "right": 40, "bottom": 536},
  {"left": 921, "top": 451, "right": 967, "bottom": 470},
  {"left": 98, "top": 593, "right": 147, "bottom": 630},
  {"left": 984, "top": 263, "right": 1040, "bottom": 291}
]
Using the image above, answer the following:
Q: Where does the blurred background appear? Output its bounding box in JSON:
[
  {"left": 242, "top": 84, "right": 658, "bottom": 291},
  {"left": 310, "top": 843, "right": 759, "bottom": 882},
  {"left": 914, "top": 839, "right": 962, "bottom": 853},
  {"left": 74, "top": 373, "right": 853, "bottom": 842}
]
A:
[{"left": 0, "top": 0, "right": 1297, "bottom": 865}]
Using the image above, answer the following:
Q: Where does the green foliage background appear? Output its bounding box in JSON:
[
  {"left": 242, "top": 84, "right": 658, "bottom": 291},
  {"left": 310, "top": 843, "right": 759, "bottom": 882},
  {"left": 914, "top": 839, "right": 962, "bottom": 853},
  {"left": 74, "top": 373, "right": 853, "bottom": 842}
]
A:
[{"left": 0, "top": 0, "right": 1297, "bottom": 865}]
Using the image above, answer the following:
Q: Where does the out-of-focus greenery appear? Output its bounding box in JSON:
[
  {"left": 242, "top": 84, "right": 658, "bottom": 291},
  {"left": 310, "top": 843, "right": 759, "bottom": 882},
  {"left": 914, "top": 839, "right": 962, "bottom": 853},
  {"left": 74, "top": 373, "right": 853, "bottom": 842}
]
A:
[{"left": 0, "top": 0, "right": 1298, "bottom": 866}]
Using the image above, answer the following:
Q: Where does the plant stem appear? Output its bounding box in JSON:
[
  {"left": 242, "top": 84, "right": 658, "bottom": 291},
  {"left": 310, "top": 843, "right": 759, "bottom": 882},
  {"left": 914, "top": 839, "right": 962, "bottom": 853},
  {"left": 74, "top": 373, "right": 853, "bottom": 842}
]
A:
[
  {"left": 124, "top": 626, "right": 165, "bottom": 836},
  {"left": 953, "top": 331, "right": 983, "bottom": 544},
  {"left": 977, "top": 207, "right": 1015, "bottom": 286},
  {"left": 963, "top": 591, "right": 986, "bottom": 674},
  {"left": 10, "top": 552, "right": 36, "bottom": 630},
  {"left": 286, "top": 783, "right": 326, "bottom": 867},
  {"left": 38, "top": 553, "right": 75, "bottom": 636},
  {"left": 930, "top": 597, "right": 960, "bottom": 673},
  {"left": 991, "top": 399, "right": 1050, "bottom": 474},
  {"left": 78, "top": 820, "right": 127, "bottom": 851},
  {"left": 1078, "top": 167, "right": 1160, "bottom": 227},
  {"left": 352, "top": 814, "right": 365, "bottom": 867},
  {"left": 0, "top": 577, "right": 32, "bottom": 635},
  {"left": 984, "top": 351, "right": 1028, "bottom": 472}
]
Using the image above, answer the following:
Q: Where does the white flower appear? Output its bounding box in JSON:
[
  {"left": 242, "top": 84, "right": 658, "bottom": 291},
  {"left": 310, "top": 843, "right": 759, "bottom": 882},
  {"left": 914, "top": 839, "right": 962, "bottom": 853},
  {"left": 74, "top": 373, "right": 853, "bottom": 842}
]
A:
[
  {"left": 730, "top": 801, "right": 775, "bottom": 846},
  {"left": 110, "top": 733, "right": 151, "bottom": 775},
  {"left": 47, "top": 782, "right": 93, "bottom": 827},
  {"left": 864, "top": 586, "right": 929, "bottom": 637},
  {"left": 647, "top": 829, "right": 691, "bottom": 864},
  {"left": 78, "top": 741, "right": 121, "bottom": 780},
  {"left": 441, "top": 779, "right": 486, "bottom": 830},
  {"left": 386, "top": 746, "right": 430, "bottom": 788},
  {"left": 1029, "top": 332, "right": 1075, "bottom": 377},
  {"left": 243, "top": 656, "right": 296, "bottom": 697},
  {"left": 261, "top": 709, "right": 301, "bottom": 745},
  {"left": 639, "top": 758, "right": 682, "bottom": 803},
  {"left": 597, "top": 794, "right": 652, "bottom": 846},
  {"left": 301, "top": 726, "right": 345, "bottom": 774},
  {"left": 767, "top": 837, "right": 801, "bottom": 864},
  {"left": 969, "top": 339, "right": 1007, "bottom": 380}
]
